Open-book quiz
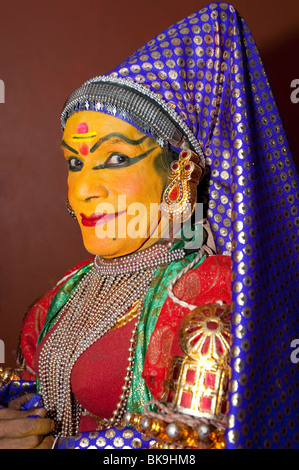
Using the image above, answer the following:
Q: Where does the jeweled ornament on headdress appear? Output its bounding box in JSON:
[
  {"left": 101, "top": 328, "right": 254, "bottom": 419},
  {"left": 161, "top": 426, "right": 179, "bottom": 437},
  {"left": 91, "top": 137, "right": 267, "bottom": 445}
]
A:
[{"left": 162, "top": 303, "right": 231, "bottom": 426}]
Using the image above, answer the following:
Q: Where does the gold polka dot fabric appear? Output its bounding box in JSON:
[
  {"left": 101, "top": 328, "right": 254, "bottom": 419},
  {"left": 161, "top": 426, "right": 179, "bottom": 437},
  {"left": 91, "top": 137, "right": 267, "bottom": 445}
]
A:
[
  {"left": 56, "top": 427, "right": 155, "bottom": 449},
  {"left": 110, "top": 3, "right": 299, "bottom": 448},
  {"left": 62, "top": 2, "right": 299, "bottom": 448}
]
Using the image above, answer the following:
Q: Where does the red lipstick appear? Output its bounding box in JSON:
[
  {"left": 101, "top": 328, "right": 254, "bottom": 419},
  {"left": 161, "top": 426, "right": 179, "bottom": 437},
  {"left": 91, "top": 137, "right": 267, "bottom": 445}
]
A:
[{"left": 80, "top": 211, "right": 125, "bottom": 227}]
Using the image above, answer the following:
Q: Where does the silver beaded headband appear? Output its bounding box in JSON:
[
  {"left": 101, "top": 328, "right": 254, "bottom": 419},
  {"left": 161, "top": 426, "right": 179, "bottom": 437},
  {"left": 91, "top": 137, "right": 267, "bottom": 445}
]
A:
[{"left": 60, "top": 75, "right": 205, "bottom": 166}]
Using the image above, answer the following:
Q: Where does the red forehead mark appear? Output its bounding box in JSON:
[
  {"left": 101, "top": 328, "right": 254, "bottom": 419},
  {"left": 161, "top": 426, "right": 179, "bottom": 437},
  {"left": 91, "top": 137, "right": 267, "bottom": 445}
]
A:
[
  {"left": 77, "top": 123, "right": 89, "bottom": 134},
  {"left": 79, "top": 143, "right": 89, "bottom": 156}
]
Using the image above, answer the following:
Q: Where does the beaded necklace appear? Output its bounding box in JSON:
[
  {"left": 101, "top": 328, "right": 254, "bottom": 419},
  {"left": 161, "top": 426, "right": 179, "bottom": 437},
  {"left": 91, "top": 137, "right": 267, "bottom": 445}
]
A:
[{"left": 38, "top": 244, "right": 185, "bottom": 436}]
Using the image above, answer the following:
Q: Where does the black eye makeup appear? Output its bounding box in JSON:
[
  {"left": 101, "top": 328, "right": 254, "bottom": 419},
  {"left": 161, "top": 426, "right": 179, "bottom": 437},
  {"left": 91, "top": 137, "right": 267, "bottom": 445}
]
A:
[
  {"left": 67, "top": 157, "right": 84, "bottom": 172},
  {"left": 92, "top": 147, "right": 157, "bottom": 170},
  {"left": 65, "top": 146, "right": 158, "bottom": 172},
  {"left": 103, "top": 153, "right": 131, "bottom": 168}
]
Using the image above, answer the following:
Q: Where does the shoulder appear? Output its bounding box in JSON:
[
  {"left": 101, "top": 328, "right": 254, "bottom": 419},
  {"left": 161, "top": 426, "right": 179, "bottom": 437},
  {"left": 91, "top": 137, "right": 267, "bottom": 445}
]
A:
[
  {"left": 19, "top": 258, "right": 93, "bottom": 377},
  {"left": 22, "top": 257, "right": 94, "bottom": 326},
  {"left": 172, "top": 254, "right": 231, "bottom": 306},
  {"left": 53, "top": 258, "right": 94, "bottom": 289}
]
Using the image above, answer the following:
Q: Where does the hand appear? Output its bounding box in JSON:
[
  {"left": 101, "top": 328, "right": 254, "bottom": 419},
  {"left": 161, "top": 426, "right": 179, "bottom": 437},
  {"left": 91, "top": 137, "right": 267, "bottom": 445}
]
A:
[{"left": 0, "top": 394, "right": 55, "bottom": 449}]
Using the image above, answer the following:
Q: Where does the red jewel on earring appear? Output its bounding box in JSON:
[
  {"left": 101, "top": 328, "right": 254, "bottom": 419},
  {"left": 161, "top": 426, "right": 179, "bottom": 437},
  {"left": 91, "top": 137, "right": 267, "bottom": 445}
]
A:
[{"left": 169, "top": 185, "right": 178, "bottom": 200}]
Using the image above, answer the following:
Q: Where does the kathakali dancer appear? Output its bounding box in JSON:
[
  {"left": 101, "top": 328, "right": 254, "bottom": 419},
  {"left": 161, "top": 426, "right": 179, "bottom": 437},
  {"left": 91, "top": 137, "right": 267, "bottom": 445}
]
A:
[{"left": 0, "top": 2, "right": 298, "bottom": 449}]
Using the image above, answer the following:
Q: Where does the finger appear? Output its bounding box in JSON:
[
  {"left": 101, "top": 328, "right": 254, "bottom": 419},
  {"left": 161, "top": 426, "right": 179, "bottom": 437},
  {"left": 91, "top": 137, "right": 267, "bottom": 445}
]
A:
[
  {"left": 0, "top": 406, "right": 47, "bottom": 420},
  {"left": 26, "top": 407, "right": 47, "bottom": 418},
  {"left": 0, "top": 434, "right": 43, "bottom": 449},
  {"left": 35, "top": 435, "right": 55, "bottom": 449},
  {"left": 8, "top": 393, "right": 35, "bottom": 410},
  {"left": 0, "top": 417, "right": 54, "bottom": 439}
]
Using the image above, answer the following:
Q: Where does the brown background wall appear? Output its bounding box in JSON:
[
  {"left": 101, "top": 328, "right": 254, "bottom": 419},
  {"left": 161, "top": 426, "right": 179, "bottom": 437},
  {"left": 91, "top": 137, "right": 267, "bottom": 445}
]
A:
[{"left": 0, "top": 0, "right": 298, "bottom": 366}]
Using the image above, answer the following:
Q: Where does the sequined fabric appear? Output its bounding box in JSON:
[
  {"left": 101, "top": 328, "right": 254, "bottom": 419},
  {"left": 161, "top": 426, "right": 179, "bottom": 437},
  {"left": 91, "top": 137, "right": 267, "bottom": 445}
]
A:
[
  {"left": 61, "top": 2, "right": 299, "bottom": 448},
  {"left": 0, "top": 380, "right": 38, "bottom": 407},
  {"left": 54, "top": 427, "right": 155, "bottom": 449}
]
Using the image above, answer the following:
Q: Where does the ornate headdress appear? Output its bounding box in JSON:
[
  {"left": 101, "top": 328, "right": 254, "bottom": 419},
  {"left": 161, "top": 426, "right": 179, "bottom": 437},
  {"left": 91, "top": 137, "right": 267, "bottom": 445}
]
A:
[{"left": 60, "top": 2, "right": 299, "bottom": 449}]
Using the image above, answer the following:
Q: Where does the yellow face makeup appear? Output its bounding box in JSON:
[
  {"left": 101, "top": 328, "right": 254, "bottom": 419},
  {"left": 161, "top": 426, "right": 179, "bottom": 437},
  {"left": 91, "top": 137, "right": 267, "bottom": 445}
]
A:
[{"left": 62, "top": 111, "right": 168, "bottom": 258}]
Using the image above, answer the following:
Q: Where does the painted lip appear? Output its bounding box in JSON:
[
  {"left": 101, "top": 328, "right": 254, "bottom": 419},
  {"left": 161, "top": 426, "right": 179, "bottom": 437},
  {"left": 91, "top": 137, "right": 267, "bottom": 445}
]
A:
[{"left": 80, "top": 210, "right": 126, "bottom": 227}]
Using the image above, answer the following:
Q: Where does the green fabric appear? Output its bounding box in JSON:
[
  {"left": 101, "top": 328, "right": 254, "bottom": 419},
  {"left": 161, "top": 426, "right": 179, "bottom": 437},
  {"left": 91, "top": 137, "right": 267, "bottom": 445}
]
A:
[
  {"left": 126, "top": 250, "right": 206, "bottom": 413},
  {"left": 126, "top": 224, "right": 207, "bottom": 412}
]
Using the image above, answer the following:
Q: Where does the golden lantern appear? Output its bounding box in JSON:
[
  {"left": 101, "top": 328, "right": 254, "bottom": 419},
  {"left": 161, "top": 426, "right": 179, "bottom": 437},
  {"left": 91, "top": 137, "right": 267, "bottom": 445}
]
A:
[{"left": 162, "top": 303, "right": 231, "bottom": 426}]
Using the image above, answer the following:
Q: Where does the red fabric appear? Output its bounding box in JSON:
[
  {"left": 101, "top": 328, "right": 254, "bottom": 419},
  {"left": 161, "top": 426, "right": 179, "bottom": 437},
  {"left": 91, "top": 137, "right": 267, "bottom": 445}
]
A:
[
  {"left": 142, "top": 255, "right": 231, "bottom": 400},
  {"left": 35, "top": 314, "right": 134, "bottom": 432},
  {"left": 70, "top": 320, "right": 133, "bottom": 421},
  {"left": 72, "top": 320, "right": 134, "bottom": 431},
  {"left": 20, "top": 254, "right": 231, "bottom": 431},
  {"left": 20, "top": 287, "right": 59, "bottom": 380}
]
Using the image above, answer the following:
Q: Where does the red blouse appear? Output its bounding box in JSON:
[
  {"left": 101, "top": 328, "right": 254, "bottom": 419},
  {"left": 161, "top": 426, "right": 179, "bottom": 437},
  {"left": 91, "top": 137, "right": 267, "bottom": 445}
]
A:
[{"left": 20, "top": 255, "right": 231, "bottom": 432}]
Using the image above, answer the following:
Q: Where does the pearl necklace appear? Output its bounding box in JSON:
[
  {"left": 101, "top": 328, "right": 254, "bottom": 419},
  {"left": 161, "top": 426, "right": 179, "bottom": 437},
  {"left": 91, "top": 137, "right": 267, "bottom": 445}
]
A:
[
  {"left": 94, "top": 243, "right": 185, "bottom": 275},
  {"left": 38, "top": 244, "right": 185, "bottom": 436}
]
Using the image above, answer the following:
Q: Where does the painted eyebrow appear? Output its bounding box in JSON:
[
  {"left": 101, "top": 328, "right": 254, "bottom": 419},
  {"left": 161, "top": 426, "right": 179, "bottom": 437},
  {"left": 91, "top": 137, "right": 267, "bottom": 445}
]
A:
[
  {"left": 90, "top": 133, "right": 149, "bottom": 153},
  {"left": 61, "top": 140, "right": 79, "bottom": 155}
]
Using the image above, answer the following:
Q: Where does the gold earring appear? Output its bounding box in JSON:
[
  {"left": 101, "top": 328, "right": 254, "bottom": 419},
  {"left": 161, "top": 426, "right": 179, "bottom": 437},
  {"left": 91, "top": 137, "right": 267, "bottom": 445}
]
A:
[
  {"left": 161, "top": 149, "right": 204, "bottom": 222},
  {"left": 66, "top": 199, "right": 77, "bottom": 220}
]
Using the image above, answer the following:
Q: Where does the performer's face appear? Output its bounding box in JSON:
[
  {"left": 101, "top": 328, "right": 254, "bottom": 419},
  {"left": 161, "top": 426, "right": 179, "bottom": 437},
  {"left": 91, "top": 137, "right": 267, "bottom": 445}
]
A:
[{"left": 62, "top": 111, "right": 169, "bottom": 257}]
